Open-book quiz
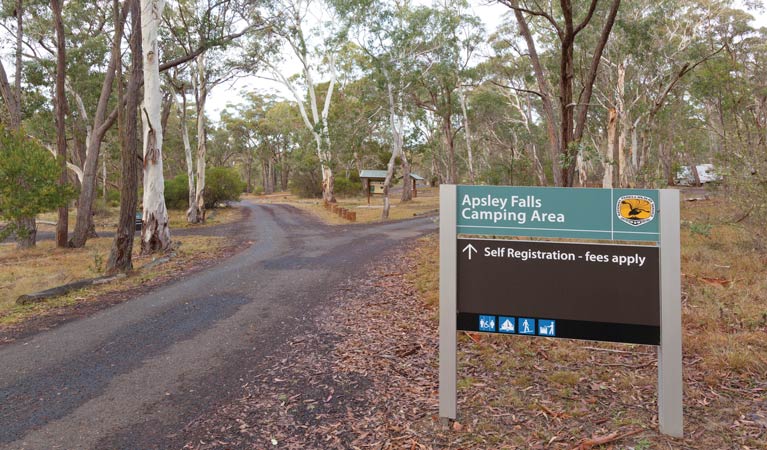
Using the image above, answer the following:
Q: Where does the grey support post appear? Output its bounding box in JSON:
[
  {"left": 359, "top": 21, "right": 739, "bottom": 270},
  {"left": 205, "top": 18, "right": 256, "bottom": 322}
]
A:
[
  {"left": 658, "top": 189, "right": 683, "bottom": 437},
  {"left": 439, "top": 184, "right": 457, "bottom": 422}
]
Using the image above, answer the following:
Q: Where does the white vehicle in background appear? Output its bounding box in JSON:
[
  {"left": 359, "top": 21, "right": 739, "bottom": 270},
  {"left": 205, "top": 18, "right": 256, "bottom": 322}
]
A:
[{"left": 675, "top": 164, "right": 723, "bottom": 186}]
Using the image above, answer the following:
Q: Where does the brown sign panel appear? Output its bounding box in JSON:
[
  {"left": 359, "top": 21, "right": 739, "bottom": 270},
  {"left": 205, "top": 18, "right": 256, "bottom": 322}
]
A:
[{"left": 457, "top": 238, "right": 660, "bottom": 344}]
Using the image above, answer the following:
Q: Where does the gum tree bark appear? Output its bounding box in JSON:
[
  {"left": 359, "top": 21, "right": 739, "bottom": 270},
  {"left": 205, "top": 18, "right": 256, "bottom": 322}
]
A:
[
  {"left": 190, "top": 52, "right": 207, "bottom": 222},
  {"left": 69, "top": 0, "right": 129, "bottom": 247},
  {"left": 140, "top": 0, "right": 171, "bottom": 253},
  {"left": 502, "top": 0, "right": 621, "bottom": 186},
  {"left": 172, "top": 84, "right": 196, "bottom": 222},
  {"left": 51, "top": 0, "right": 69, "bottom": 248},
  {"left": 458, "top": 87, "right": 475, "bottom": 184},
  {"left": 107, "top": 0, "right": 142, "bottom": 274}
]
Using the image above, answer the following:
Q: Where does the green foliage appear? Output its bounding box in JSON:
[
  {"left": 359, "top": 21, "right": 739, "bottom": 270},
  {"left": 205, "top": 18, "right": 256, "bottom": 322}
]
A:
[
  {"left": 164, "top": 167, "right": 245, "bottom": 210},
  {"left": 105, "top": 189, "right": 121, "bottom": 207},
  {"left": 288, "top": 147, "right": 323, "bottom": 198},
  {"left": 289, "top": 169, "right": 323, "bottom": 198},
  {"left": 0, "top": 127, "right": 75, "bottom": 240},
  {"left": 164, "top": 174, "right": 191, "bottom": 210},
  {"left": 205, "top": 167, "right": 246, "bottom": 208},
  {"left": 89, "top": 251, "right": 105, "bottom": 275},
  {"left": 686, "top": 221, "right": 713, "bottom": 238},
  {"left": 334, "top": 173, "right": 363, "bottom": 197}
]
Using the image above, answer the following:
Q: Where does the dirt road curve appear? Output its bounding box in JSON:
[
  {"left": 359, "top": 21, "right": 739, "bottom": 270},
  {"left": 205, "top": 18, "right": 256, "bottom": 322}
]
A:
[{"left": 0, "top": 202, "right": 436, "bottom": 449}]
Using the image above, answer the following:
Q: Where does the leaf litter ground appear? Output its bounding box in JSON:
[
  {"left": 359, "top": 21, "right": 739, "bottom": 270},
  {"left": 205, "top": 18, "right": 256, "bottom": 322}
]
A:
[{"left": 183, "top": 202, "right": 766, "bottom": 449}]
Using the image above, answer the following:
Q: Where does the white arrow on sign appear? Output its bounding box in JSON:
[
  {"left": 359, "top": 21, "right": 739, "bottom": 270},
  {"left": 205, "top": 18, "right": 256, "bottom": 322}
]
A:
[{"left": 462, "top": 243, "right": 478, "bottom": 260}]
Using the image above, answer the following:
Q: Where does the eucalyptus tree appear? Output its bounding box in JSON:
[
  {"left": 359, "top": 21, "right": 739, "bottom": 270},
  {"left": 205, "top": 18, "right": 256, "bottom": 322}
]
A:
[
  {"left": 585, "top": 0, "right": 731, "bottom": 187},
  {"left": 67, "top": 0, "right": 131, "bottom": 247},
  {"left": 0, "top": 0, "right": 23, "bottom": 131},
  {"left": 217, "top": 94, "right": 277, "bottom": 193},
  {"left": 408, "top": 2, "right": 483, "bottom": 185},
  {"left": 107, "top": 0, "right": 142, "bottom": 273},
  {"left": 166, "top": 69, "right": 197, "bottom": 213},
  {"left": 138, "top": 0, "right": 172, "bottom": 253},
  {"left": 162, "top": 0, "right": 250, "bottom": 222},
  {"left": 684, "top": 7, "right": 767, "bottom": 221},
  {"left": 333, "top": 0, "right": 428, "bottom": 217},
  {"left": 49, "top": 0, "right": 69, "bottom": 247},
  {"left": 244, "top": 0, "right": 341, "bottom": 203},
  {"left": 260, "top": 99, "right": 305, "bottom": 191},
  {"left": 498, "top": 0, "right": 621, "bottom": 187},
  {"left": 5, "top": 0, "right": 140, "bottom": 248}
]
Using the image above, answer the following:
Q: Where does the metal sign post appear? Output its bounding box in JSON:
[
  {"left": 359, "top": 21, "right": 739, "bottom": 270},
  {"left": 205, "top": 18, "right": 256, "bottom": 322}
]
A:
[
  {"left": 659, "top": 189, "right": 683, "bottom": 437},
  {"left": 438, "top": 184, "right": 683, "bottom": 437},
  {"left": 439, "top": 184, "right": 457, "bottom": 422}
]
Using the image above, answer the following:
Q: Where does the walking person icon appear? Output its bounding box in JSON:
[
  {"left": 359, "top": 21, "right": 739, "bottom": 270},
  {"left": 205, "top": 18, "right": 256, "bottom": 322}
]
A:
[{"left": 519, "top": 318, "right": 535, "bottom": 335}]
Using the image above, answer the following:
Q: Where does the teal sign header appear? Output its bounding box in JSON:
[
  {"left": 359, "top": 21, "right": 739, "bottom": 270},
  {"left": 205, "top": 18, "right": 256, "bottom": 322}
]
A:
[{"left": 456, "top": 185, "right": 660, "bottom": 242}]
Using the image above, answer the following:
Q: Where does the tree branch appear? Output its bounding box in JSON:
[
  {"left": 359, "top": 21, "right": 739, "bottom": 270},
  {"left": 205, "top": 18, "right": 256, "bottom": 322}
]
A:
[
  {"left": 490, "top": 80, "right": 544, "bottom": 99},
  {"left": 497, "top": 0, "right": 562, "bottom": 38}
]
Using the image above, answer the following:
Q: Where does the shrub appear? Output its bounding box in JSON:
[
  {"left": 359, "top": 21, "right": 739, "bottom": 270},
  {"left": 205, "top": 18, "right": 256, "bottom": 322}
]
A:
[
  {"left": 104, "top": 189, "right": 121, "bottom": 207},
  {"left": 333, "top": 173, "right": 363, "bottom": 197},
  {"left": 204, "top": 167, "right": 245, "bottom": 208},
  {"left": 164, "top": 168, "right": 244, "bottom": 210},
  {"left": 164, "top": 174, "right": 190, "bottom": 210},
  {"left": 0, "top": 127, "right": 76, "bottom": 240},
  {"left": 289, "top": 169, "right": 323, "bottom": 198}
]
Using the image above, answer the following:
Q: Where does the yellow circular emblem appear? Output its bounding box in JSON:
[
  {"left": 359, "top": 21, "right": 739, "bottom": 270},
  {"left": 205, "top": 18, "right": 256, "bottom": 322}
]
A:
[{"left": 616, "top": 195, "right": 655, "bottom": 226}]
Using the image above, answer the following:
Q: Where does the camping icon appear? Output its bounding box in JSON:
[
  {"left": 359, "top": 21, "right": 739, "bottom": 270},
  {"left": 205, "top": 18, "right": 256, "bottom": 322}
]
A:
[{"left": 499, "top": 317, "right": 515, "bottom": 333}]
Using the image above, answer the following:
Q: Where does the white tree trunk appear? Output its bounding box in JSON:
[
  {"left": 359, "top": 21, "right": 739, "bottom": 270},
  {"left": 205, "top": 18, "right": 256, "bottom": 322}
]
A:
[
  {"left": 102, "top": 157, "right": 107, "bottom": 203},
  {"left": 175, "top": 87, "right": 196, "bottom": 222},
  {"left": 616, "top": 62, "right": 629, "bottom": 187},
  {"left": 264, "top": 8, "right": 337, "bottom": 203},
  {"left": 140, "top": 0, "right": 171, "bottom": 254},
  {"left": 576, "top": 148, "right": 588, "bottom": 186},
  {"left": 459, "top": 87, "right": 475, "bottom": 184},
  {"left": 192, "top": 53, "right": 207, "bottom": 221},
  {"left": 382, "top": 75, "right": 402, "bottom": 219}
]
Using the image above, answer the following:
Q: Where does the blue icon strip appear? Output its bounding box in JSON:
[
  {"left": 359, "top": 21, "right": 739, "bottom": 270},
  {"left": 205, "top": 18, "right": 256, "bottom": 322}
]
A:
[
  {"left": 472, "top": 315, "right": 556, "bottom": 337},
  {"left": 458, "top": 313, "right": 660, "bottom": 345}
]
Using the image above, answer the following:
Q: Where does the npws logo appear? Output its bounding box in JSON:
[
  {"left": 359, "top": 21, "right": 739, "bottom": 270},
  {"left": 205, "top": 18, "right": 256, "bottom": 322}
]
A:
[{"left": 616, "top": 195, "right": 656, "bottom": 226}]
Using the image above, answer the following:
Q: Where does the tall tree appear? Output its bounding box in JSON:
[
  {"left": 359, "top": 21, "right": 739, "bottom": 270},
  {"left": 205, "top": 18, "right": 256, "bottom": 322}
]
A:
[
  {"left": 410, "top": 3, "right": 483, "bottom": 185},
  {"left": 163, "top": 0, "right": 252, "bottom": 222},
  {"left": 51, "top": 0, "right": 68, "bottom": 248},
  {"left": 68, "top": 0, "right": 129, "bottom": 247},
  {"left": 500, "top": 0, "right": 621, "bottom": 186},
  {"left": 107, "top": 0, "right": 141, "bottom": 273},
  {"left": 248, "top": 0, "right": 340, "bottom": 203},
  {"left": 334, "top": 0, "right": 429, "bottom": 216},
  {"left": 140, "top": 0, "right": 171, "bottom": 253}
]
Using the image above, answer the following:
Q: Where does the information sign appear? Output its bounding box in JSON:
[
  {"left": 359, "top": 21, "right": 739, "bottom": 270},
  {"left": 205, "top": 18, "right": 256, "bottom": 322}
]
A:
[
  {"left": 457, "top": 185, "right": 659, "bottom": 241},
  {"left": 457, "top": 238, "right": 660, "bottom": 345},
  {"left": 439, "top": 185, "right": 682, "bottom": 438}
]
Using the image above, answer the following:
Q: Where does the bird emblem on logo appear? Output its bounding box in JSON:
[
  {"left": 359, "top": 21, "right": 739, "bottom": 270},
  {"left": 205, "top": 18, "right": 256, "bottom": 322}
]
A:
[{"left": 616, "top": 195, "right": 655, "bottom": 226}]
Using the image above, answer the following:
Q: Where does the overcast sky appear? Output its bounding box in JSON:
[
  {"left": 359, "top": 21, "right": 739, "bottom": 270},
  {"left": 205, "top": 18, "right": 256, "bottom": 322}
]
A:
[{"left": 205, "top": 1, "right": 767, "bottom": 122}]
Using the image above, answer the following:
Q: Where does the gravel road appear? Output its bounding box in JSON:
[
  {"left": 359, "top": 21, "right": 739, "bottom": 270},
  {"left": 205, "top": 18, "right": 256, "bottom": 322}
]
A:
[{"left": 0, "top": 202, "right": 436, "bottom": 449}]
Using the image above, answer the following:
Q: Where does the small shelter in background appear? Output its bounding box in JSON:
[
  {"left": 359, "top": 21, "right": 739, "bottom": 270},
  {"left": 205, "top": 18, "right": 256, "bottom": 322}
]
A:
[{"left": 359, "top": 170, "right": 425, "bottom": 204}]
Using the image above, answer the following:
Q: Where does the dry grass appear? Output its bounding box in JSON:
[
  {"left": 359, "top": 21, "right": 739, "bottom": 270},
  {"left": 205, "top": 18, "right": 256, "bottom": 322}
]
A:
[
  {"left": 0, "top": 234, "right": 230, "bottom": 327},
  {"left": 244, "top": 188, "right": 439, "bottom": 225},
  {"left": 167, "top": 206, "right": 242, "bottom": 229},
  {"left": 405, "top": 193, "right": 767, "bottom": 448},
  {"left": 34, "top": 205, "right": 242, "bottom": 235}
]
